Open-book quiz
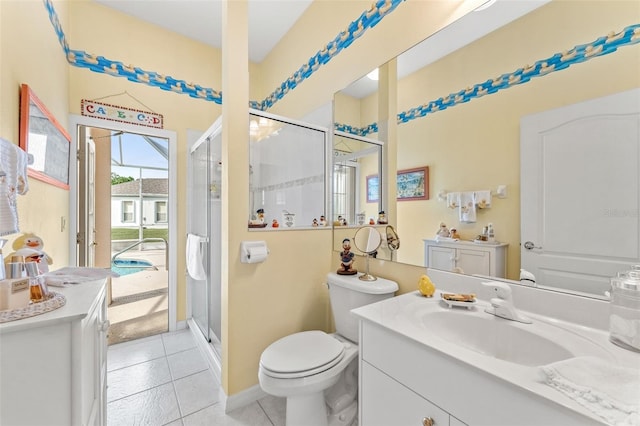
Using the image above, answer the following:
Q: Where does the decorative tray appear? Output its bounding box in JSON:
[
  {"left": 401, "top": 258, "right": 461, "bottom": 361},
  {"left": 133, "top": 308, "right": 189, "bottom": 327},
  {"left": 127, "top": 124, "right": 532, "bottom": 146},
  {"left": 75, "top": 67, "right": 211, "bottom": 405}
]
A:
[
  {"left": 248, "top": 223, "right": 268, "bottom": 228},
  {"left": 0, "top": 292, "right": 66, "bottom": 323}
]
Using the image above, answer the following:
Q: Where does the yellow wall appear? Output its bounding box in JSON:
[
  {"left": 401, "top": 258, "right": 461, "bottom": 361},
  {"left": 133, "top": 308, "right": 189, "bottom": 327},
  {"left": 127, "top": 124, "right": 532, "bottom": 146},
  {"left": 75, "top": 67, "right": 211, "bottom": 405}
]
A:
[
  {"left": 393, "top": 0, "right": 640, "bottom": 278},
  {"left": 0, "top": 0, "right": 70, "bottom": 266}
]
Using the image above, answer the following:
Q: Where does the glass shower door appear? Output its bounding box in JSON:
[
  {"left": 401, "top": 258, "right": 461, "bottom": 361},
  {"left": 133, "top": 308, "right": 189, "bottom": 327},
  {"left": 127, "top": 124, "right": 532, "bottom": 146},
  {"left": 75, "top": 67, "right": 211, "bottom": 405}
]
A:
[{"left": 188, "top": 138, "right": 210, "bottom": 339}]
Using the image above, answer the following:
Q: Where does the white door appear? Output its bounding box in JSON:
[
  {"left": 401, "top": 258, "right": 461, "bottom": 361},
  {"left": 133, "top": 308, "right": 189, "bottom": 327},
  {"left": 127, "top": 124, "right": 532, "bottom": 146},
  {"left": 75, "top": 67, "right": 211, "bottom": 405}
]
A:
[
  {"left": 520, "top": 89, "right": 640, "bottom": 296},
  {"left": 86, "top": 139, "right": 96, "bottom": 267},
  {"left": 77, "top": 132, "right": 96, "bottom": 267}
]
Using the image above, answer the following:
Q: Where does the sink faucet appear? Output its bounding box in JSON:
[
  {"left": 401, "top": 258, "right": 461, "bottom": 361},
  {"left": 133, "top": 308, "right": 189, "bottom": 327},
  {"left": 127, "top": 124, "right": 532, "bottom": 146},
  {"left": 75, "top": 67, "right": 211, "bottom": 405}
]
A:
[{"left": 482, "top": 281, "right": 532, "bottom": 324}]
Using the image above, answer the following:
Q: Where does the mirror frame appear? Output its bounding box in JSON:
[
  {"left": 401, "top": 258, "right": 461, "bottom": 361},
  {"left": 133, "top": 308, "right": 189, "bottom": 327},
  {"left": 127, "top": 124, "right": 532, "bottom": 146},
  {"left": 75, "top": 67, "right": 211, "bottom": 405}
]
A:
[{"left": 19, "top": 84, "right": 71, "bottom": 190}]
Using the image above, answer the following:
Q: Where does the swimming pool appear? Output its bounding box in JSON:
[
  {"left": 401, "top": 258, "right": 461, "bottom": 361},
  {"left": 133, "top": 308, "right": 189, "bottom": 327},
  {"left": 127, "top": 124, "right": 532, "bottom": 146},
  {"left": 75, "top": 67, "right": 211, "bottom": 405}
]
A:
[{"left": 112, "top": 258, "right": 154, "bottom": 277}]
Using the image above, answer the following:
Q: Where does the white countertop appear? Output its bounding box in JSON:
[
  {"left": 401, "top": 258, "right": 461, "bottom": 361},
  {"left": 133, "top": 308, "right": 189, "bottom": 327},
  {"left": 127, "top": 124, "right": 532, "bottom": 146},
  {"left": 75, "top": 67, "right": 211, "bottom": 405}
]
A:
[
  {"left": 352, "top": 289, "right": 640, "bottom": 425},
  {"left": 0, "top": 278, "right": 106, "bottom": 334}
]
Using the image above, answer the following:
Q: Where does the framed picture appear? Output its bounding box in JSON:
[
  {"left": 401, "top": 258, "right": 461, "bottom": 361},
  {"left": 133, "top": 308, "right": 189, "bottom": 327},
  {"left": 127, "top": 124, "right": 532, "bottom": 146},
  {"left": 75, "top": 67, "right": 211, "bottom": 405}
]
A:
[
  {"left": 19, "top": 84, "right": 71, "bottom": 190},
  {"left": 397, "top": 166, "right": 429, "bottom": 201},
  {"left": 366, "top": 174, "right": 380, "bottom": 203}
]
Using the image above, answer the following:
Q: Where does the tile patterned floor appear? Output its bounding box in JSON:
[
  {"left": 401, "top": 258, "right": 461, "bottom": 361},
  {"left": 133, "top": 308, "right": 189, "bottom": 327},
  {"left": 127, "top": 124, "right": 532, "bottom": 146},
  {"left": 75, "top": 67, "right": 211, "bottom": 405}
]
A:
[{"left": 107, "top": 328, "right": 286, "bottom": 426}]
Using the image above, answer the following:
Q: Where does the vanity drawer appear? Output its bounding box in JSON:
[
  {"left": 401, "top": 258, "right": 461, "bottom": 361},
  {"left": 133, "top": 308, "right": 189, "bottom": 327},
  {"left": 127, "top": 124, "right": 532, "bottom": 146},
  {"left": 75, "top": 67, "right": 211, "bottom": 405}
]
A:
[{"left": 361, "top": 361, "right": 450, "bottom": 426}]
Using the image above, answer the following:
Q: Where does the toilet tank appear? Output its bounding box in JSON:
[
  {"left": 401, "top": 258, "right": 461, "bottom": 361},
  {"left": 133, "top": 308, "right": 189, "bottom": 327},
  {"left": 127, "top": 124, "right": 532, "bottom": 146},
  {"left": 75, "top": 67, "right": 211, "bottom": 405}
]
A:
[{"left": 327, "top": 273, "right": 398, "bottom": 343}]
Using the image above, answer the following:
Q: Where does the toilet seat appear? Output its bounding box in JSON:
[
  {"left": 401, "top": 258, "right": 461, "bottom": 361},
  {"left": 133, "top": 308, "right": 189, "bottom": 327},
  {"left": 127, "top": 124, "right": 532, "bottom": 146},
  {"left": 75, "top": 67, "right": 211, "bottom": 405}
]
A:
[{"left": 260, "top": 331, "right": 345, "bottom": 379}]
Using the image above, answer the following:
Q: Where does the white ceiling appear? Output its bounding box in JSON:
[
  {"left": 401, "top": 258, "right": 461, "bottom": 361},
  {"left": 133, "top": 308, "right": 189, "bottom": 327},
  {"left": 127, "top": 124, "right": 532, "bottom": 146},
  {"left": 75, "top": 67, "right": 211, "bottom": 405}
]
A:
[
  {"left": 93, "top": 0, "right": 314, "bottom": 63},
  {"left": 93, "top": 0, "right": 550, "bottom": 98}
]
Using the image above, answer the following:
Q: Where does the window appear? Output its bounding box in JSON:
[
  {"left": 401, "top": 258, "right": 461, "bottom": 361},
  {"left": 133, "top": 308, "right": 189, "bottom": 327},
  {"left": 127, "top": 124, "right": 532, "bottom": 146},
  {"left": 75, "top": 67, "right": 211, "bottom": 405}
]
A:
[
  {"left": 333, "top": 163, "right": 356, "bottom": 224},
  {"left": 122, "top": 200, "right": 135, "bottom": 223},
  {"left": 155, "top": 201, "right": 167, "bottom": 223}
]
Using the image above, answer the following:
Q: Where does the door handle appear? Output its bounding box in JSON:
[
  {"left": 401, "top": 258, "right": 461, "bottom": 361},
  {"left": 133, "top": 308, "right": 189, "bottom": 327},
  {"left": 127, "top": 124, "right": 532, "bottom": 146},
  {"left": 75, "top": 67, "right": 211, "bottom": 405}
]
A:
[{"left": 523, "top": 241, "right": 542, "bottom": 250}]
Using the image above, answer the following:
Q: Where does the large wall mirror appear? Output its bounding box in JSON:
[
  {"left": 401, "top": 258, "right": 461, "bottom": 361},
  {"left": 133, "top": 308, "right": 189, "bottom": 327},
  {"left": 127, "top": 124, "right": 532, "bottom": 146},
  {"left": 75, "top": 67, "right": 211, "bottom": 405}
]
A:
[
  {"left": 332, "top": 0, "right": 640, "bottom": 298},
  {"left": 249, "top": 110, "right": 329, "bottom": 229}
]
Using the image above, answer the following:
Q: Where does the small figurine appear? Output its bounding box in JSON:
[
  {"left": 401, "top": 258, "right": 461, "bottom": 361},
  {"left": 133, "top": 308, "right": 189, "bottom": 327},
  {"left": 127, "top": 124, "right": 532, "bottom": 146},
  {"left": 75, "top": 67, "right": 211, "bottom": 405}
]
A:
[
  {"left": 272, "top": 219, "right": 279, "bottom": 228},
  {"left": 377, "top": 211, "right": 388, "bottom": 225},
  {"left": 341, "top": 217, "right": 347, "bottom": 226},
  {"left": 436, "top": 222, "right": 450, "bottom": 238},
  {"left": 256, "top": 208, "right": 265, "bottom": 223},
  {"left": 369, "top": 218, "right": 375, "bottom": 225},
  {"left": 337, "top": 238, "right": 357, "bottom": 275},
  {"left": 450, "top": 228, "right": 460, "bottom": 240},
  {"left": 312, "top": 218, "right": 319, "bottom": 227},
  {"left": 335, "top": 215, "right": 346, "bottom": 226},
  {"left": 319, "top": 215, "right": 327, "bottom": 227},
  {"left": 7, "top": 232, "right": 53, "bottom": 273}
]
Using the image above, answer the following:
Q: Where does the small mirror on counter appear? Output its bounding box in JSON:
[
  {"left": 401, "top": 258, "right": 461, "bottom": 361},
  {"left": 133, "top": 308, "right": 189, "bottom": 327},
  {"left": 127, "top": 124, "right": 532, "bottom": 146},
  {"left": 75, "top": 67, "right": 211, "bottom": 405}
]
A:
[{"left": 353, "top": 226, "right": 382, "bottom": 281}]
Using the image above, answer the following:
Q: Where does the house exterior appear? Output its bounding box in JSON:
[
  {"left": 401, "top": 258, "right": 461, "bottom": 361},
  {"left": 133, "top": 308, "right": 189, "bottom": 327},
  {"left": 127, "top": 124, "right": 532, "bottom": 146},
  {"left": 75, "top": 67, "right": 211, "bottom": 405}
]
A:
[{"left": 111, "top": 178, "right": 168, "bottom": 228}]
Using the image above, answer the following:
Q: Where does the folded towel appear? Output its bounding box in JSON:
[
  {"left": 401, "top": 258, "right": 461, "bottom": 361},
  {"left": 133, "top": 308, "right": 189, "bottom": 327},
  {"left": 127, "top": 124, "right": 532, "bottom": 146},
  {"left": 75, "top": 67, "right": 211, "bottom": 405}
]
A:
[
  {"left": 44, "top": 267, "right": 119, "bottom": 286},
  {"left": 540, "top": 356, "right": 640, "bottom": 426},
  {"left": 186, "top": 233, "right": 207, "bottom": 281},
  {"left": 475, "top": 190, "right": 492, "bottom": 209},
  {"left": 459, "top": 191, "right": 476, "bottom": 223}
]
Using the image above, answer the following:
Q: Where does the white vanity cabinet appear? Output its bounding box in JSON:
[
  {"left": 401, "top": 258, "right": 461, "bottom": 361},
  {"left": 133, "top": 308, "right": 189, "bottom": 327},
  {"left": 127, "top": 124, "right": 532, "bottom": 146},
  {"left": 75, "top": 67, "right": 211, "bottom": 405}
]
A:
[
  {"left": 423, "top": 239, "right": 508, "bottom": 278},
  {"left": 0, "top": 278, "right": 108, "bottom": 426},
  {"left": 358, "top": 319, "right": 603, "bottom": 426}
]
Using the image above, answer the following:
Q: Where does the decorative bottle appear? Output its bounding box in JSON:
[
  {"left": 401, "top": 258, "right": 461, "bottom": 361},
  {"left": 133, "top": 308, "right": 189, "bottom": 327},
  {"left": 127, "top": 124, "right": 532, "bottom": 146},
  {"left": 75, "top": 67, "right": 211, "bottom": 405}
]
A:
[{"left": 487, "top": 223, "right": 495, "bottom": 243}]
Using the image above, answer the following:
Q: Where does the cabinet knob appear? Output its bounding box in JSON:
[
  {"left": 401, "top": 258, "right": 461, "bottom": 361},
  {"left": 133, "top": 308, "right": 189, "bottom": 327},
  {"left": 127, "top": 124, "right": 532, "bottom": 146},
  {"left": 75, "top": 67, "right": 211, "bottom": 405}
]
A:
[
  {"left": 422, "top": 417, "right": 435, "bottom": 426},
  {"left": 100, "top": 320, "right": 111, "bottom": 332}
]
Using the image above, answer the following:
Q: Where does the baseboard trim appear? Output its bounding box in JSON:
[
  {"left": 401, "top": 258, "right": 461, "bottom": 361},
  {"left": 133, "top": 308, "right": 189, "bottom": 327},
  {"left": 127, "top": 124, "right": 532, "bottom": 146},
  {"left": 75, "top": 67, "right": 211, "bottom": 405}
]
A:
[
  {"left": 186, "top": 319, "right": 266, "bottom": 413},
  {"left": 187, "top": 319, "right": 222, "bottom": 384},
  {"left": 224, "top": 384, "right": 268, "bottom": 414}
]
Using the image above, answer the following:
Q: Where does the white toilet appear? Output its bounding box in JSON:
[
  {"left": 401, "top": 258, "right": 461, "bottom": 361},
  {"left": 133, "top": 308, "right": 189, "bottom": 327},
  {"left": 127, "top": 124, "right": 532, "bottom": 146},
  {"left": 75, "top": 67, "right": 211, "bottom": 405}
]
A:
[{"left": 258, "top": 272, "right": 398, "bottom": 426}]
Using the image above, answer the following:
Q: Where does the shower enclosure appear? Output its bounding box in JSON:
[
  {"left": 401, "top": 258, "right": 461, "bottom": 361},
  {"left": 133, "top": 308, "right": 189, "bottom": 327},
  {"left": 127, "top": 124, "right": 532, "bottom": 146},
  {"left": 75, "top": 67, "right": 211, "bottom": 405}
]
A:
[{"left": 186, "top": 110, "right": 329, "bottom": 364}]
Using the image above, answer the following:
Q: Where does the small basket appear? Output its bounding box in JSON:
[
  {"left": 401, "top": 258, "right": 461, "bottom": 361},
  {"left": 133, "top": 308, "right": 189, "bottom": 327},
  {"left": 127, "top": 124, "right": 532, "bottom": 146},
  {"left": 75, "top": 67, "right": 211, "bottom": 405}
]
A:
[{"left": 0, "top": 292, "right": 66, "bottom": 323}]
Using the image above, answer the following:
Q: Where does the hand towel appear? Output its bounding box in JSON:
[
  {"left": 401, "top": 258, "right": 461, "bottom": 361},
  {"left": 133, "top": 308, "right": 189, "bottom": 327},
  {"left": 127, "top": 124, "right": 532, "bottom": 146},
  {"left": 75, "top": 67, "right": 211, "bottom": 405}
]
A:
[
  {"left": 540, "top": 356, "right": 640, "bottom": 426},
  {"left": 0, "top": 138, "right": 29, "bottom": 236},
  {"left": 459, "top": 191, "right": 476, "bottom": 223},
  {"left": 186, "top": 233, "right": 207, "bottom": 281},
  {"left": 475, "top": 190, "right": 492, "bottom": 209}
]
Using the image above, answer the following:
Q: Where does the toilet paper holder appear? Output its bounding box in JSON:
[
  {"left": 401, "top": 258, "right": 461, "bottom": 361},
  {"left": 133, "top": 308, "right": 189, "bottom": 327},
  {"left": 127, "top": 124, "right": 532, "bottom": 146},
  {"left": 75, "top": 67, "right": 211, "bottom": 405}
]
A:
[{"left": 240, "top": 240, "right": 269, "bottom": 264}]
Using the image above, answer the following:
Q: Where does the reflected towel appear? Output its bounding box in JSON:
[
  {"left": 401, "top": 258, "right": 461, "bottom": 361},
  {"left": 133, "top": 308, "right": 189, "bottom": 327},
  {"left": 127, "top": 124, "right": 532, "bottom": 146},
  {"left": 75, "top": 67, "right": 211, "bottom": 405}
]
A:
[
  {"left": 540, "top": 356, "right": 640, "bottom": 426},
  {"left": 459, "top": 191, "right": 476, "bottom": 223},
  {"left": 475, "top": 190, "right": 492, "bottom": 209},
  {"left": 186, "top": 234, "right": 207, "bottom": 281},
  {"left": 446, "top": 192, "right": 460, "bottom": 209}
]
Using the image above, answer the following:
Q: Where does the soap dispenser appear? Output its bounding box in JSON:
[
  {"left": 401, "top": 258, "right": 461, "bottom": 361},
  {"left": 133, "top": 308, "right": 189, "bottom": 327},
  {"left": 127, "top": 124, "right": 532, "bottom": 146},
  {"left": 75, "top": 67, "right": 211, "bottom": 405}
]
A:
[
  {"left": 609, "top": 265, "right": 640, "bottom": 352},
  {"left": 25, "top": 262, "right": 48, "bottom": 303}
]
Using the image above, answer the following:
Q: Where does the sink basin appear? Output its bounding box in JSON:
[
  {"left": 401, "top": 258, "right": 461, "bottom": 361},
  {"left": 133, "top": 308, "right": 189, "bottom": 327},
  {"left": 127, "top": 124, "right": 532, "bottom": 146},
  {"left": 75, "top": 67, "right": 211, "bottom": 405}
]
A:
[
  {"left": 404, "top": 301, "right": 612, "bottom": 366},
  {"left": 423, "top": 310, "right": 575, "bottom": 366}
]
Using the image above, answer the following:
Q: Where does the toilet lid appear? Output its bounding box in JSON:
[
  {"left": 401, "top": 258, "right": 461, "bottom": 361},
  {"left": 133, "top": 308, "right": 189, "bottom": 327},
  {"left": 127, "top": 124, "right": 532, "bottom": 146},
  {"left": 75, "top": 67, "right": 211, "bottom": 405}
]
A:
[{"left": 260, "top": 331, "right": 345, "bottom": 377}]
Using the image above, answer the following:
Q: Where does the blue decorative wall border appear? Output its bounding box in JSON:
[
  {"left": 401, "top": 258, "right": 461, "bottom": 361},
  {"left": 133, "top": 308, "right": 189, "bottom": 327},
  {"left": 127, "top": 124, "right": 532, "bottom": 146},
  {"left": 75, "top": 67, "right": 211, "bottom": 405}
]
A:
[
  {"left": 256, "top": 0, "right": 405, "bottom": 111},
  {"left": 42, "top": 0, "right": 405, "bottom": 109},
  {"left": 337, "top": 24, "right": 640, "bottom": 136}
]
